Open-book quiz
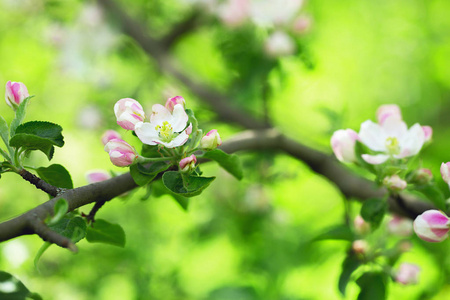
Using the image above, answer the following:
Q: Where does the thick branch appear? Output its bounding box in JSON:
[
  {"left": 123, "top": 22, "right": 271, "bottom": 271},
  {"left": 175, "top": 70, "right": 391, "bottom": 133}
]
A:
[{"left": 219, "top": 129, "right": 435, "bottom": 217}]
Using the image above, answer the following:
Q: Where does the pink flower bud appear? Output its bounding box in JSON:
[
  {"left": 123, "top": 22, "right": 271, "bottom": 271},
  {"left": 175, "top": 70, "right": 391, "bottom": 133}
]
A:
[
  {"left": 422, "top": 126, "right": 432, "bottom": 142},
  {"left": 101, "top": 130, "right": 122, "bottom": 146},
  {"left": 179, "top": 154, "right": 197, "bottom": 172},
  {"left": 292, "top": 15, "right": 312, "bottom": 35},
  {"left": 104, "top": 139, "right": 138, "bottom": 167},
  {"left": 114, "top": 98, "right": 145, "bottom": 130},
  {"left": 330, "top": 129, "right": 359, "bottom": 163},
  {"left": 395, "top": 263, "right": 420, "bottom": 285},
  {"left": 217, "top": 0, "right": 250, "bottom": 27},
  {"left": 376, "top": 104, "right": 402, "bottom": 125},
  {"left": 383, "top": 174, "right": 407, "bottom": 192},
  {"left": 5, "top": 81, "right": 29, "bottom": 110},
  {"left": 264, "top": 31, "right": 296, "bottom": 57},
  {"left": 413, "top": 210, "right": 450, "bottom": 242},
  {"left": 201, "top": 129, "right": 222, "bottom": 150},
  {"left": 354, "top": 215, "right": 370, "bottom": 235},
  {"left": 86, "top": 170, "right": 111, "bottom": 184},
  {"left": 411, "top": 168, "right": 433, "bottom": 185},
  {"left": 388, "top": 215, "right": 413, "bottom": 237},
  {"left": 440, "top": 162, "right": 450, "bottom": 185},
  {"left": 352, "top": 240, "right": 369, "bottom": 255},
  {"left": 165, "top": 96, "right": 186, "bottom": 113}
]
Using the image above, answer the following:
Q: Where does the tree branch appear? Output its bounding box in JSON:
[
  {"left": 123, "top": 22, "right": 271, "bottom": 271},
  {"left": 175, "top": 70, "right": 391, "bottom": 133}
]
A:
[{"left": 19, "top": 169, "right": 61, "bottom": 197}]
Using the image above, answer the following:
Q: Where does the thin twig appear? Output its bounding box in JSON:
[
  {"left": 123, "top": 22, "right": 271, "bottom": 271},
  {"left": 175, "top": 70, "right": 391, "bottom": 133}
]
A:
[{"left": 19, "top": 169, "right": 61, "bottom": 197}]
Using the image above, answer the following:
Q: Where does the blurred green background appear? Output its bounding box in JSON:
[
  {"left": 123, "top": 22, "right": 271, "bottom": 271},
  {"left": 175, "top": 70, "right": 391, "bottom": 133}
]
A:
[{"left": 1, "top": 0, "right": 450, "bottom": 299}]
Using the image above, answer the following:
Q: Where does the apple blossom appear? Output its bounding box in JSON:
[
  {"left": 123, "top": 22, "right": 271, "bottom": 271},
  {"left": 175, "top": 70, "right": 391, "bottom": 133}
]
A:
[
  {"left": 410, "top": 168, "right": 433, "bottom": 185},
  {"left": 5, "top": 81, "right": 29, "bottom": 110},
  {"left": 354, "top": 215, "right": 370, "bottom": 235},
  {"left": 383, "top": 174, "right": 407, "bottom": 192},
  {"left": 376, "top": 104, "right": 402, "bottom": 125},
  {"left": 179, "top": 154, "right": 197, "bottom": 172},
  {"left": 422, "top": 126, "right": 432, "bottom": 142},
  {"left": 413, "top": 210, "right": 450, "bottom": 242},
  {"left": 264, "top": 31, "right": 296, "bottom": 57},
  {"left": 395, "top": 263, "right": 420, "bottom": 285},
  {"left": 135, "top": 104, "right": 190, "bottom": 148},
  {"left": 292, "top": 15, "right": 312, "bottom": 35},
  {"left": 114, "top": 98, "right": 145, "bottom": 130},
  {"left": 165, "top": 96, "right": 185, "bottom": 113},
  {"left": 104, "top": 139, "right": 138, "bottom": 167},
  {"left": 101, "top": 130, "right": 122, "bottom": 146},
  {"left": 388, "top": 215, "right": 413, "bottom": 237},
  {"left": 201, "top": 129, "right": 222, "bottom": 150},
  {"left": 358, "top": 115, "right": 425, "bottom": 164},
  {"left": 352, "top": 240, "right": 369, "bottom": 255},
  {"left": 440, "top": 162, "right": 450, "bottom": 185},
  {"left": 217, "top": 0, "right": 250, "bottom": 27},
  {"left": 330, "top": 129, "right": 359, "bottom": 163},
  {"left": 249, "top": 0, "right": 304, "bottom": 27},
  {"left": 86, "top": 170, "right": 111, "bottom": 183}
]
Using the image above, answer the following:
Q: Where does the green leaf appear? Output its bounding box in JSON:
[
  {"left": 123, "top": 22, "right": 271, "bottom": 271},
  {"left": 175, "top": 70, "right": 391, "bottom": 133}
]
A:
[
  {"left": 14, "top": 121, "right": 64, "bottom": 147},
  {"left": 356, "top": 272, "right": 387, "bottom": 300},
  {"left": 49, "top": 215, "right": 87, "bottom": 243},
  {"left": 36, "top": 164, "right": 73, "bottom": 189},
  {"left": 360, "top": 198, "right": 387, "bottom": 230},
  {"left": 10, "top": 96, "right": 33, "bottom": 137},
  {"left": 185, "top": 109, "right": 198, "bottom": 134},
  {"left": 130, "top": 162, "right": 170, "bottom": 186},
  {"left": 314, "top": 224, "right": 354, "bottom": 242},
  {"left": 202, "top": 149, "right": 243, "bottom": 180},
  {"left": 141, "top": 144, "right": 161, "bottom": 158},
  {"left": 10, "top": 121, "right": 64, "bottom": 160},
  {"left": 162, "top": 171, "right": 215, "bottom": 197},
  {"left": 354, "top": 141, "right": 377, "bottom": 175},
  {"left": 86, "top": 219, "right": 126, "bottom": 247},
  {"left": 339, "top": 252, "right": 361, "bottom": 296},
  {"left": 152, "top": 181, "right": 190, "bottom": 211},
  {"left": 0, "top": 271, "right": 31, "bottom": 300},
  {"left": 171, "top": 194, "right": 189, "bottom": 211},
  {"left": 413, "top": 185, "right": 446, "bottom": 210},
  {"left": 47, "top": 198, "right": 69, "bottom": 226},
  {"left": 0, "top": 115, "right": 12, "bottom": 159}
]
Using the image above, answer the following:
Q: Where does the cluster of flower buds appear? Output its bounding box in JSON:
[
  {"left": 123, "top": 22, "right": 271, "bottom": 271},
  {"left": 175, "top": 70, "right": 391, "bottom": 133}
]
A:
[{"left": 104, "top": 96, "right": 221, "bottom": 168}]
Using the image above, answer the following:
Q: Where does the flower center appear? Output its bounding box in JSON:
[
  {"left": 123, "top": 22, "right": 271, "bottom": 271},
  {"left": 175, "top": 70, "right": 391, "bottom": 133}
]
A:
[
  {"left": 385, "top": 137, "right": 400, "bottom": 155},
  {"left": 156, "top": 121, "right": 174, "bottom": 142}
]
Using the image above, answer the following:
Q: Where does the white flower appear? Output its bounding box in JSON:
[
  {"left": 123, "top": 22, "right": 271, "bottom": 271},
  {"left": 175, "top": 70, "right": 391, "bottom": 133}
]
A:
[
  {"left": 358, "top": 116, "right": 425, "bottom": 164},
  {"left": 135, "top": 104, "right": 191, "bottom": 148}
]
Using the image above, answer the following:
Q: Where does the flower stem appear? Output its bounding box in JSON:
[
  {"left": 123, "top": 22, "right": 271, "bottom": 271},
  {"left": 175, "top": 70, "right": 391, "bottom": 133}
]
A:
[{"left": 137, "top": 156, "right": 175, "bottom": 163}]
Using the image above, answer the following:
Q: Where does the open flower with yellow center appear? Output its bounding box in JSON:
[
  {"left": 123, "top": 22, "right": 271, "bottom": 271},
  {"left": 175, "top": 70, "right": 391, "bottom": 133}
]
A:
[
  {"left": 358, "top": 116, "right": 425, "bottom": 164},
  {"left": 134, "top": 103, "right": 191, "bottom": 148}
]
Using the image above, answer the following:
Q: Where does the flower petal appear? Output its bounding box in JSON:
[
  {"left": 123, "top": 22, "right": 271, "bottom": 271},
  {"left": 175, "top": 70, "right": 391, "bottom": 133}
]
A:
[
  {"left": 358, "top": 120, "right": 387, "bottom": 151},
  {"left": 150, "top": 104, "right": 171, "bottom": 125},
  {"left": 163, "top": 131, "right": 190, "bottom": 148},
  {"left": 381, "top": 117, "right": 407, "bottom": 139},
  {"left": 135, "top": 122, "right": 160, "bottom": 145},
  {"left": 361, "top": 154, "right": 389, "bottom": 164},
  {"left": 396, "top": 123, "right": 425, "bottom": 158},
  {"left": 170, "top": 104, "right": 189, "bottom": 132}
]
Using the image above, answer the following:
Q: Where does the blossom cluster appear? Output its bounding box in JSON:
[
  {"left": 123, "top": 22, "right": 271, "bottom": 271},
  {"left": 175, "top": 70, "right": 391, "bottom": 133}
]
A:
[{"left": 103, "top": 96, "right": 221, "bottom": 170}]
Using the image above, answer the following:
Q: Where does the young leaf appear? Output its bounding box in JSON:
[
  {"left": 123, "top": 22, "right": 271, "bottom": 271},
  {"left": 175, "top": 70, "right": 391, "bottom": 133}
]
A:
[
  {"left": 0, "top": 115, "right": 13, "bottom": 159},
  {"left": 360, "top": 198, "right": 387, "bottom": 230},
  {"left": 356, "top": 272, "right": 387, "bottom": 300},
  {"left": 339, "top": 251, "right": 361, "bottom": 295},
  {"left": 0, "top": 271, "right": 34, "bottom": 299},
  {"left": 86, "top": 219, "right": 126, "bottom": 247},
  {"left": 141, "top": 144, "right": 161, "bottom": 158},
  {"left": 202, "top": 149, "right": 243, "bottom": 180},
  {"left": 162, "top": 171, "right": 215, "bottom": 197},
  {"left": 314, "top": 224, "right": 354, "bottom": 242},
  {"left": 10, "top": 134, "right": 55, "bottom": 160},
  {"left": 36, "top": 164, "right": 73, "bottom": 189},
  {"left": 48, "top": 215, "right": 87, "bottom": 243},
  {"left": 10, "top": 96, "right": 33, "bottom": 137},
  {"left": 47, "top": 198, "right": 69, "bottom": 226},
  {"left": 152, "top": 180, "right": 190, "bottom": 211},
  {"left": 130, "top": 164, "right": 157, "bottom": 186},
  {"left": 185, "top": 109, "right": 198, "bottom": 133}
]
